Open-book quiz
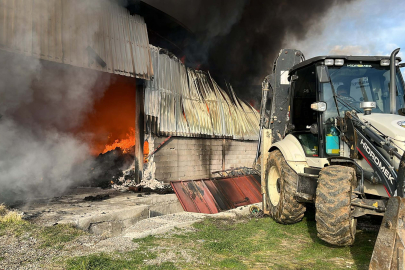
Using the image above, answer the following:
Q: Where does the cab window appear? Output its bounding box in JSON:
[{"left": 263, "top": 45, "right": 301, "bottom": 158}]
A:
[{"left": 290, "top": 65, "right": 319, "bottom": 157}]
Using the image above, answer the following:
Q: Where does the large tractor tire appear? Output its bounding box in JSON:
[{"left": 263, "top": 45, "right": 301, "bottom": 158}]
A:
[
  {"left": 264, "top": 150, "right": 306, "bottom": 224},
  {"left": 315, "top": 165, "right": 357, "bottom": 246}
]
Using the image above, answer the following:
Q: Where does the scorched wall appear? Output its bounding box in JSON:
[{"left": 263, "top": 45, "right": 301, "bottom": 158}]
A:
[{"left": 147, "top": 136, "right": 257, "bottom": 182}]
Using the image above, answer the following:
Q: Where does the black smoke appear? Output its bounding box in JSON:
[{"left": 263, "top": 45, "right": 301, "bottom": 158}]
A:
[{"left": 143, "top": 0, "right": 355, "bottom": 103}]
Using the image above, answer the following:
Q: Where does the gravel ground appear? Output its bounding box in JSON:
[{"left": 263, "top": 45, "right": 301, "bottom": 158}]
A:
[{"left": 0, "top": 231, "right": 141, "bottom": 269}]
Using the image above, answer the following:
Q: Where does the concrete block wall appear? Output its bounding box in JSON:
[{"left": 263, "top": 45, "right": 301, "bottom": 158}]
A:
[{"left": 149, "top": 136, "right": 257, "bottom": 182}]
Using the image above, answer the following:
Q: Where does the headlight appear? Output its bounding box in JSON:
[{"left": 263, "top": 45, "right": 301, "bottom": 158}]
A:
[
  {"left": 380, "top": 59, "right": 390, "bottom": 66},
  {"left": 311, "top": 102, "right": 327, "bottom": 112}
]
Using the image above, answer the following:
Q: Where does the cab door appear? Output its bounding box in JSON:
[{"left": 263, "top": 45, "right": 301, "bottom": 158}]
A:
[{"left": 289, "top": 65, "right": 319, "bottom": 157}]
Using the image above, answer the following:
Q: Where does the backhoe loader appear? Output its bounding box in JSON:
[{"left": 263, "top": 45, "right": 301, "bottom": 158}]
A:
[{"left": 256, "top": 48, "right": 405, "bottom": 269}]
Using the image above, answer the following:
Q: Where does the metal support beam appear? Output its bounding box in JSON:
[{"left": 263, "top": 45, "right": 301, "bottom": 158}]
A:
[{"left": 135, "top": 80, "right": 145, "bottom": 184}]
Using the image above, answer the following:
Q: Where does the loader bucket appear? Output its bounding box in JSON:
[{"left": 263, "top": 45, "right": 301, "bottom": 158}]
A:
[
  {"left": 369, "top": 197, "right": 405, "bottom": 270},
  {"left": 171, "top": 175, "right": 261, "bottom": 214}
]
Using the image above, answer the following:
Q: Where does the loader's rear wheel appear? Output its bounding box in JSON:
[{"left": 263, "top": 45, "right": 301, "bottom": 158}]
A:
[
  {"left": 315, "top": 165, "right": 357, "bottom": 246},
  {"left": 264, "top": 150, "right": 305, "bottom": 224}
]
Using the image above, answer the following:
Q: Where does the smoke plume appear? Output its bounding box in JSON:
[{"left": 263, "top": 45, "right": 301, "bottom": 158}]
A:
[
  {"left": 0, "top": 0, "right": 115, "bottom": 204},
  {"left": 144, "top": 0, "right": 355, "bottom": 101}
]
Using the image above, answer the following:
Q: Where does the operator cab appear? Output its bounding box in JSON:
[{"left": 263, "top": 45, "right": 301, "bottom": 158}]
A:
[{"left": 287, "top": 56, "right": 405, "bottom": 159}]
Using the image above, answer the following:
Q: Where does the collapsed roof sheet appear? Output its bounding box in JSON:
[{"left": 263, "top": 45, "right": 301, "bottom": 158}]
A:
[{"left": 145, "top": 46, "right": 259, "bottom": 140}]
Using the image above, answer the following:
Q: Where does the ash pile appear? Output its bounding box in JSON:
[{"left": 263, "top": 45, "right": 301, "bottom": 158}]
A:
[{"left": 90, "top": 146, "right": 172, "bottom": 194}]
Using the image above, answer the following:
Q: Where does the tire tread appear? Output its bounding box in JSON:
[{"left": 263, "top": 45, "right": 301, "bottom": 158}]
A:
[
  {"left": 265, "top": 150, "right": 306, "bottom": 224},
  {"left": 315, "top": 165, "right": 356, "bottom": 246}
]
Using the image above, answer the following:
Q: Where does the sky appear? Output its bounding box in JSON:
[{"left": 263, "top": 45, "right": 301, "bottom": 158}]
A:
[{"left": 286, "top": 0, "right": 405, "bottom": 60}]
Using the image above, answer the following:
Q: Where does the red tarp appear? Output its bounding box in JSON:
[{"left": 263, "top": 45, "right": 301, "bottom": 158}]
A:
[{"left": 171, "top": 175, "right": 261, "bottom": 214}]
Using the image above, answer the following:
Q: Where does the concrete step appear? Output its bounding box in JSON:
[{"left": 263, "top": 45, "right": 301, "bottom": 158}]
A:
[
  {"left": 73, "top": 204, "right": 150, "bottom": 236},
  {"left": 19, "top": 188, "right": 185, "bottom": 237},
  {"left": 18, "top": 187, "right": 260, "bottom": 238}
]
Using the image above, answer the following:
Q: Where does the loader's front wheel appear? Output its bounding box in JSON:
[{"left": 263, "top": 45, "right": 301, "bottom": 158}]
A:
[
  {"left": 315, "top": 165, "right": 357, "bottom": 246},
  {"left": 264, "top": 150, "right": 306, "bottom": 224}
]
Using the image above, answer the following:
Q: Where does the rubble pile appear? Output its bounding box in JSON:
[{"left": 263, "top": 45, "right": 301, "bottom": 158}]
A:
[
  {"left": 91, "top": 144, "right": 172, "bottom": 193},
  {"left": 90, "top": 146, "right": 135, "bottom": 188}
]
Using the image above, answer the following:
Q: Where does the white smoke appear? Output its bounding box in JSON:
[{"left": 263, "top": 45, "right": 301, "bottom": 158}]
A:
[
  {"left": 0, "top": 0, "right": 117, "bottom": 204},
  {"left": 0, "top": 117, "right": 93, "bottom": 203}
]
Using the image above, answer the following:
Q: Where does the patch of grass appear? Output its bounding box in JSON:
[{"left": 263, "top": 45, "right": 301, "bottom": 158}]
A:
[
  {"left": 142, "top": 262, "right": 177, "bottom": 270},
  {"left": 217, "top": 258, "right": 247, "bottom": 269},
  {"left": 190, "top": 217, "right": 289, "bottom": 257},
  {"left": 0, "top": 204, "right": 8, "bottom": 216},
  {"left": 67, "top": 234, "right": 161, "bottom": 269},
  {"left": 1, "top": 211, "right": 22, "bottom": 223},
  {"left": 66, "top": 251, "right": 158, "bottom": 270},
  {"left": 67, "top": 253, "right": 128, "bottom": 270},
  {"left": 0, "top": 257, "right": 4, "bottom": 261},
  {"left": 0, "top": 206, "right": 85, "bottom": 250},
  {"left": 0, "top": 205, "right": 23, "bottom": 224},
  {"left": 132, "top": 234, "right": 157, "bottom": 245},
  {"left": 0, "top": 210, "right": 36, "bottom": 237},
  {"left": 40, "top": 224, "right": 85, "bottom": 249}
]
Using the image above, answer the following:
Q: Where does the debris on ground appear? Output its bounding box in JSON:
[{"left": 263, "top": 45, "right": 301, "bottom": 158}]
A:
[
  {"left": 90, "top": 142, "right": 172, "bottom": 194},
  {"left": 91, "top": 146, "right": 135, "bottom": 189},
  {"left": 211, "top": 166, "right": 260, "bottom": 177},
  {"left": 84, "top": 194, "right": 110, "bottom": 201},
  {"left": 249, "top": 205, "right": 264, "bottom": 218}
]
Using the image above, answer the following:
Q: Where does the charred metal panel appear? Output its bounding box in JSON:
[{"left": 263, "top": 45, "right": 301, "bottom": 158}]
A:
[
  {"left": 145, "top": 46, "right": 260, "bottom": 139},
  {"left": 171, "top": 180, "right": 219, "bottom": 214},
  {"left": 0, "top": 0, "right": 152, "bottom": 79},
  {"left": 171, "top": 175, "right": 261, "bottom": 214}
]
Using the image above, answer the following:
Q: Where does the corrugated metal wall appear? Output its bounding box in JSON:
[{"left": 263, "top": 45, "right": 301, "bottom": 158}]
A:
[
  {"left": 145, "top": 46, "right": 260, "bottom": 140},
  {"left": 0, "top": 0, "right": 152, "bottom": 79}
]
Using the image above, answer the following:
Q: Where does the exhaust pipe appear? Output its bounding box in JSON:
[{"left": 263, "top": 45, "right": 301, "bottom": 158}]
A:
[{"left": 390, "top": 48, "right": 400, "bottom": 114}]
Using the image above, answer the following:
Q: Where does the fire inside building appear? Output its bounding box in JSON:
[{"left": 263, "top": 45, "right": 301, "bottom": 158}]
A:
[
  {"left": 4, "top": 1, "right": 405, "bottom": 269},
  {"left": 0, "top": 0, "right": 260, "bottom": 209}
]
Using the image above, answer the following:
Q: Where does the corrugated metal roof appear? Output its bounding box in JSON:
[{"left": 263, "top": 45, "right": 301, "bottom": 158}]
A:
[
  {"left": 145, "top": 45, "right": 260, "bottom": 140},
  {"left": 0, "top": 0, "right": 152, "bottom": 79},
  {"left": 171, "top": 175, "right": 262, "bottom": 214}
]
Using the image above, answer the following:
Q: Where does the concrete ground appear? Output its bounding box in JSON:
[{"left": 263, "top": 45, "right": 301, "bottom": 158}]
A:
[{"left": 15, "top": 187, "right": 261, "bottom": 238}]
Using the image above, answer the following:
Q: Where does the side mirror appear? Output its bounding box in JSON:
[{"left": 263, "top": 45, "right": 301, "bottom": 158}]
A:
[
  {"left": 310, "top": 123, "right": 318, "bottom": 135},
  {"left": 316, "top": 65, "right": 330, "bottom": 83}
]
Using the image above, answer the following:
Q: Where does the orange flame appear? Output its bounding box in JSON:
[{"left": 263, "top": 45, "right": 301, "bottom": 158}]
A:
[
  {"left": 76, "top": 76, "right": 137, "bottom": 155},
  {"left": 102, "top": 128, "right": 135, "bottom": 154},
  {"left": 143, "top": 140, "right": 149, "bottom": 163}
]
